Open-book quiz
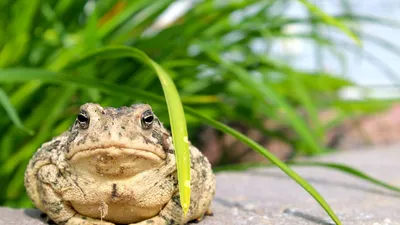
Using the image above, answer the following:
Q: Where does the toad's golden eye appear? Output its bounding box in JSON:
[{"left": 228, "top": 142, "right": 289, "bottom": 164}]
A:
[{"left": 141, "top": 109, "right": 154, "bottom": 129}]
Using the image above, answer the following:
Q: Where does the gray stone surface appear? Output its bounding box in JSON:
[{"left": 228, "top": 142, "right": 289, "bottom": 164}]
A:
[{"left": 2, "top": 145, "right": 400, "bottom": 225}]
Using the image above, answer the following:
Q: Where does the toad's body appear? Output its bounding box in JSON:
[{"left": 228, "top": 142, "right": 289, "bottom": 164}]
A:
[{"left": 24, "top": 103, "right": 215, "bottom": 225}]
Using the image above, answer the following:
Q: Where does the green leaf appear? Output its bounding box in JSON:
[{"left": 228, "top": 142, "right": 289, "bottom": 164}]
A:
[
  {"left": 297, "top": 0, "right": 361, "bottom": 46},
  {"left": 0, "top": 88, "right": 33, "bottom": 135}
]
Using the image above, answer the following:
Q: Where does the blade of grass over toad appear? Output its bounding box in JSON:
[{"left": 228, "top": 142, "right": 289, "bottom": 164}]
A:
[
  {"left": 183, "top": 107, "right": 342, "bottom": 225},
  {"left": 147, "top": 60, "right": 191, "bottom": 215},
  {"left": 0, "top": 88, "right": 33, "bottom": 135},
  {"left": 297, "top": 0, "right": 361, "bottom": 46},
  {"left": 64, "top": 46, "right": 191, "bottom": 215}
]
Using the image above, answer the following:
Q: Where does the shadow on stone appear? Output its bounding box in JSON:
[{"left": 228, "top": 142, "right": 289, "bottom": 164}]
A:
[
  {"left": 215, "top": 196, "right": 336, "bottom": 225},
  {"left": 283, "top": 208, "right": 335, "bottom": 225},
  {"left": 214, "top": 197, "right": 256, "bottom": 214},
  {"left": 24, "top": 208, "right": 47, "bottom": 223}
]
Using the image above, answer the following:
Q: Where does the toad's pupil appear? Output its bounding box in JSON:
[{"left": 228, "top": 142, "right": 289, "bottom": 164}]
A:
[
  {"left": 78, "top": 114, "right": 88, "bottom": 122},
  {"left": 144, "top": 115, "right": 153, "bottom": 123}
]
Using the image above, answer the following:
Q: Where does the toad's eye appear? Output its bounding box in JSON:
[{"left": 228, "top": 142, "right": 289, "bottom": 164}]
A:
[
  {"left": 77, "top": 111, "right": 90, "bottom": 129},
  {"left": 141, "top": 110, "right": 154, "bottom": 129}
]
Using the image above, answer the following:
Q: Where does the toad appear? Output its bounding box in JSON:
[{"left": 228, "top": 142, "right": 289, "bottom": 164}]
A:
[{"left": 24, "top": 103, "right": 215, "bottom": 225}]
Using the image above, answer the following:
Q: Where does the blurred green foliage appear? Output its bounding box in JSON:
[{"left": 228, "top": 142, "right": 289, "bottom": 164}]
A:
[{"left": 0, "top": 0, "right": 398, "bottom": 208}]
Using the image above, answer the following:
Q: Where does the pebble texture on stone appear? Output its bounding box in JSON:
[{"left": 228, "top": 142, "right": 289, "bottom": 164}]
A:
[{"left": 1, "top": 145, "right": 400, "bottom": 225}]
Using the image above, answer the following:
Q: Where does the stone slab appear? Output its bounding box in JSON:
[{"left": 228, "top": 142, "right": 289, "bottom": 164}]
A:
[{"left": 1, "top": 145, "right": 400, "bottom": 225}]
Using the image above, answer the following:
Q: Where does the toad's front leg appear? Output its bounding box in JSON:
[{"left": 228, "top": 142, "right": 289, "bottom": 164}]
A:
[
  {"left": 35, "top": 164, "right": 115, "bottom": 225},
  {"left": 129, "top": 193, "right": 211, "bottom": 225},
  {"left": 130, "top": 151, "right": 215, "bottom": 225},
  {"left": 128, "top": 193, "right": 184, "bottom": 225}
]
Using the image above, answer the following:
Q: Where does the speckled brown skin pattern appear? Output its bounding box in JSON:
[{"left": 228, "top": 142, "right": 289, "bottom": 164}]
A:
[{"left": 24, "top": 103, "right": 215, "bottom": 225}]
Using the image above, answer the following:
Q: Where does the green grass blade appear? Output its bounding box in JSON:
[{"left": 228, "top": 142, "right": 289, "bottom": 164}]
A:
[
  {"left": 183, "top": 107, "right": 342, "bottom": 225},
  {"left": 98, "top": 0, "right": 149, "bottom": 38},
  {"left": 297, "top": 0, "right": 361, "bottom": 46},
  {"left": 0, "top": 87, "right": 76, "bottom": 199},
  {"left": 337, "top": 14, "right": 400, "bottom": 28},
  {"left": 214, "top": 161, "right": 400, "bottom": 193},
  {"left": 289, "top": 73, "right": 323, "bottom": 141},
  {"left": 287, "top": 161, "right": 400, "bottom": 193},
  {"left": 204, "top": 49, "right": 321, "bottom": 154},
  {"left": 260, "top": 57, "right": 324, "bottom": 144},
  {"left": 0, "top": 68, "right": 174, "bottom": 105},
  {"left": 65, "top": 46, "right": 191, "bottom": 215},
  {"left": 0, "top": 88, "right": 33, "bottom": 135},
  {"left": 146, "top": 60, "right": 191, "bottom": 215},
  {"left": 180, "top": 95, "right": 220, "bottom": 104},
  {"left": 0, "top": 69, "right": 57, "bottom": 82},
  {"left": 0, "top": 87, "right": 76, "bottom": 177}
]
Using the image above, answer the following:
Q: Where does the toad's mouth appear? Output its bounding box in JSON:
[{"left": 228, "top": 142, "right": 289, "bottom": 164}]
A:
[
  {"left": 68, "top": 145, "right": 166, "bottom": 177},
  {"left": 67, "top": 143, "right": 166, "bottom": 160}
]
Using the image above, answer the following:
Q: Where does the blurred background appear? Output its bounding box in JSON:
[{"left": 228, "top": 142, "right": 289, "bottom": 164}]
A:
[{"left": 1, "top": 0, "right": 400, "bottom": 208}]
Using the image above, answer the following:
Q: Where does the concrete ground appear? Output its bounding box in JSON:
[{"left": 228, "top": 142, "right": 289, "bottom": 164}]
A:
[{"left": 1, "top": 145, "right": 400, "bottom": 225}]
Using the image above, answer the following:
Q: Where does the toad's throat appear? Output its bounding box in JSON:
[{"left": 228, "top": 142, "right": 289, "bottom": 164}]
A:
[{"left": 69, "top": 146, "right": 166, "bottom": 177}]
